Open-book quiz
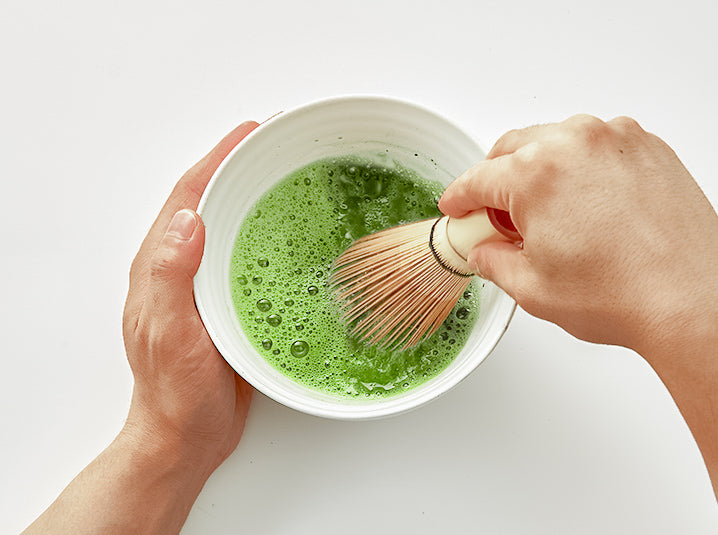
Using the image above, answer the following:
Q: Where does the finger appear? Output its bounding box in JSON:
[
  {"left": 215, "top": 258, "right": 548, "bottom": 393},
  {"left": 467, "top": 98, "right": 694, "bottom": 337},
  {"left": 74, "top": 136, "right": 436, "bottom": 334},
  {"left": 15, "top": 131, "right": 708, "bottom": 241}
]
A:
[
  {"left": 466, "top": 241, "right": 529, "bottom": 299},
  {"left": 438, "top": 155, "right": 515, "bottom": 218},
  {"left": 144, "top": 209, "right": 205, "bottom": 323},
  {"left": 486, "top": 123, "right": 555, "bottom": 159},
  {"left": 128, "top": 121, "right": 259, "bottom": 307}
]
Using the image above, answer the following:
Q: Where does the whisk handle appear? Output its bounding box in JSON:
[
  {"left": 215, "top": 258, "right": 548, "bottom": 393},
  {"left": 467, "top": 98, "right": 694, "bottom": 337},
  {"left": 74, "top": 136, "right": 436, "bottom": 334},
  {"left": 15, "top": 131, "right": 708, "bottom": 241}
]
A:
[{"left": 431, "top": 208, "right": 521, "bottom": 275}]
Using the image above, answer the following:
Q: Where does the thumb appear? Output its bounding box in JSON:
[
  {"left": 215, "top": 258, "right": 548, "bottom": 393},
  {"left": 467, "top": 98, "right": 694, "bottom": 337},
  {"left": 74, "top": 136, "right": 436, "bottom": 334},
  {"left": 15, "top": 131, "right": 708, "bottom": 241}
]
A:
[
  {"left": 467, "top": 241, "right": 527, "bottom": 297},
  {"left": 148, "top": 209, "right": 205, "bottom": 316}
]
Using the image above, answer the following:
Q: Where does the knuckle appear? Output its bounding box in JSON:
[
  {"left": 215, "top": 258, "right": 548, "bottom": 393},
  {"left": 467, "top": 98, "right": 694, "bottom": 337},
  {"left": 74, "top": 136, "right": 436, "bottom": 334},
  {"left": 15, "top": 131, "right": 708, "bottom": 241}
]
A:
[
  {"left": 459, "top": 160, "right": 483, "bottom": 183},
  {"left": 567, "top": 114, "right": 610, "bottom": 146},
  {"left": 512, "top": 141, "right": 540, "bottom": 167},
  {"left": 167, "top": 178, "right": 203, "bottom": 212},
  {"left": 565, "top": 113, "right": 603, "bottom": 129},
  {"left": 608, "top": 115, "right": 644, "bottom": 135},
  {"left": 462, "top": 159, "right": 511, "bottom": 208},
  {"left": 149, "top": 246, "right": 179, "bottom": 282},
  {"left": 179, "top": 179, "right": 205, "bottom": 203},
  {"left": 489, "top": 128, "right": 521, "bottom": 158},
  {"left": 463, "top": 170, "right": 482, "bottom": 198},
  {"left": 513, "top": 141, "right": 557, "bottom": 183}
]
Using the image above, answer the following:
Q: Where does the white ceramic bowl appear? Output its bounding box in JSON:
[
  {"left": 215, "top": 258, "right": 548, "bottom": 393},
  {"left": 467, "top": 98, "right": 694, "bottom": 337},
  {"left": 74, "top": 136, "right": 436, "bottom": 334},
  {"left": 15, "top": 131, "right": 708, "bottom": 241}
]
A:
[{"left": 195, "top": 95, "right": 515, "bottom": 420}]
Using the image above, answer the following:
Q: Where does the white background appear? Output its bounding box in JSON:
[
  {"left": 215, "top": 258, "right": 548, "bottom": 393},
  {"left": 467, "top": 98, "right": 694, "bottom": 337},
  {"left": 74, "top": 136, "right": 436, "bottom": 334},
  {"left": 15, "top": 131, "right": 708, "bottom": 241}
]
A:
[{"left": 2, "top": 0, "right": 717, "bottom": 533}]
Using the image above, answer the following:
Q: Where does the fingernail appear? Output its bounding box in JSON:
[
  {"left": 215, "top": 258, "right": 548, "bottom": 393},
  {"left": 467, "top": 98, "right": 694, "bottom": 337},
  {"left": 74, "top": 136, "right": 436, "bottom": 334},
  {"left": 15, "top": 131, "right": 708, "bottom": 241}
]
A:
[{"left": 167, "top": 209, "right": 197, "bottom": 240}]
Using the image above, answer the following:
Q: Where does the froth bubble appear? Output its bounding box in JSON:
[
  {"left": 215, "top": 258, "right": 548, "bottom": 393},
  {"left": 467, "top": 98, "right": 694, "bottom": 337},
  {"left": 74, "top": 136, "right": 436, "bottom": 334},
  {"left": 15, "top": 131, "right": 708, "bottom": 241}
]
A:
[
  {"left": 256, "top": 299, "right": 272, "bottom": 312},
  {"left": 236, "top": 275, "right": 247, "bottom": 285},
  {"left": 307, "top": 285, "right": 318, "bottom": 295},
  {"left": 258, "top": 257, "right": 269, "bottom": 267},
  {"left": 291, "top": 340, "right": 310, "bottom": 358},
  {"left": 455, "top": 307, "right": 469, "bottom": 320},
  {"left": 243, "top": 289, "right": 252, "bottom": 296},
  {"left": 284, "top": 299, "right": 294, "bottom": 307},
  {"left": 252, "top": 276, "right": 262, "bottom": 285},
  {"left": 261, "top": 338, "right": 273, "bottom": 350},
  {"left": 267, "top": 314, "right": 282, "bottom": 327}
]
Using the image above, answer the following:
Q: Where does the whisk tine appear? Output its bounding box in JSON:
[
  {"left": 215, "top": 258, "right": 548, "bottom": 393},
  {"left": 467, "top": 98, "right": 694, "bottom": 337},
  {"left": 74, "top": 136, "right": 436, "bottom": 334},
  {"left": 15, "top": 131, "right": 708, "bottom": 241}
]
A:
[
  {"left": 357, "top": 259, "right": 444, "bottom": 335},
  {"left": 337, "top": 260, "right": 426, "bottom": 323},
  {"left": 385, "top": 270, "right": 468, "bottom": 349},
  {"left": 333, "top": 246, "right": 428, "bottom": 293},
  {"left": 329, "top": 216, "right": 474, "bottom": 350}
]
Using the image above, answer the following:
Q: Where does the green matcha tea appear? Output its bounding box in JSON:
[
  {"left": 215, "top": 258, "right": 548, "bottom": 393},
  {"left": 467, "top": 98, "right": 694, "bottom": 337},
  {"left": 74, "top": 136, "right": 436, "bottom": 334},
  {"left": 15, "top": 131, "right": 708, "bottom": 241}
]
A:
[{"left": 230, "top": 156, "right": 480, "bottom": 399}]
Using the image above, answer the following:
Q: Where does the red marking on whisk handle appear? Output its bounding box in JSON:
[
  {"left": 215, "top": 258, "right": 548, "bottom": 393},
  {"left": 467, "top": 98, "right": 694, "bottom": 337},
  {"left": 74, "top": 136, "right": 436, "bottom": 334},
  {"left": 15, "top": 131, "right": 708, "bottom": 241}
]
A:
[{"left": 486, "top": 208, "right": 521, "bottom": 242}]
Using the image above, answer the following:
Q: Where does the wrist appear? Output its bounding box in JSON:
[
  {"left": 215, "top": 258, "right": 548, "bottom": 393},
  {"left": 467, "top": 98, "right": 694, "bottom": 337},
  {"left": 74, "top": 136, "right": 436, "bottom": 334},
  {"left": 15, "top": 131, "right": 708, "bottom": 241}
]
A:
[
  {"left": 121, "top": 404, "right": 219, "bottom": 487},
  {"left": 635, "top": 288, "right": 718, "bottom": 495},
  {"left": 633, "top": 282, "right": 718, "bottom": 369}
]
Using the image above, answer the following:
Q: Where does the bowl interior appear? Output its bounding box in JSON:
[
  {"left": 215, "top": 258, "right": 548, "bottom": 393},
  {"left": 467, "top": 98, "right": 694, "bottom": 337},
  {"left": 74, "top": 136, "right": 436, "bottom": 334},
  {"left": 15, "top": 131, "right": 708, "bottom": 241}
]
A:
[{"left": 195, "top": 96, "right": 515, "bottom": 419}]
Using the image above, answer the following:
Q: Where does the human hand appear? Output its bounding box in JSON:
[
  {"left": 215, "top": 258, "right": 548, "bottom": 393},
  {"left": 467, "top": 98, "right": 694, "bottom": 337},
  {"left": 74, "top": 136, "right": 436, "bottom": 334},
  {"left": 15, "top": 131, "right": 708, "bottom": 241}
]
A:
[
  {"left": 121, "top": 121, "right": 258, "bottom": 476},
  {"left": 439, "top": 114, "right": 718, "bottom": 357}
]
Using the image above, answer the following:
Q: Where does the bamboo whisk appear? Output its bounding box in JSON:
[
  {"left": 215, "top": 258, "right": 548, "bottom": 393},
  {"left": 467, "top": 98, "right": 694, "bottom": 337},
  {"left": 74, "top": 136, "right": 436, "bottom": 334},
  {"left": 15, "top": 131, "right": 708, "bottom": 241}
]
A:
[{"left": 330, "top": 207, "right": 520, "bottom": 350}]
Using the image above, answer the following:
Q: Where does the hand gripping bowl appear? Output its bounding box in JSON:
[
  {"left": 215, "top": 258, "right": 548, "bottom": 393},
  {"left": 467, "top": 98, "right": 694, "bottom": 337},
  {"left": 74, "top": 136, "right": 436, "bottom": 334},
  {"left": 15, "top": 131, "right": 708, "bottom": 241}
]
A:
[{"left": 194, "top": 95, "right": 516, "bottom": 420}]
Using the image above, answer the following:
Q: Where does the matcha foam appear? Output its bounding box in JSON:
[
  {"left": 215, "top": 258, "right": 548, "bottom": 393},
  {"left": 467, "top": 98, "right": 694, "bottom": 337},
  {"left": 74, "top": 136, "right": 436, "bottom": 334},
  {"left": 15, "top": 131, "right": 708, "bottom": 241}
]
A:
[{"left": 230, "top": 156, "right": 480, "bottom": 399}]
